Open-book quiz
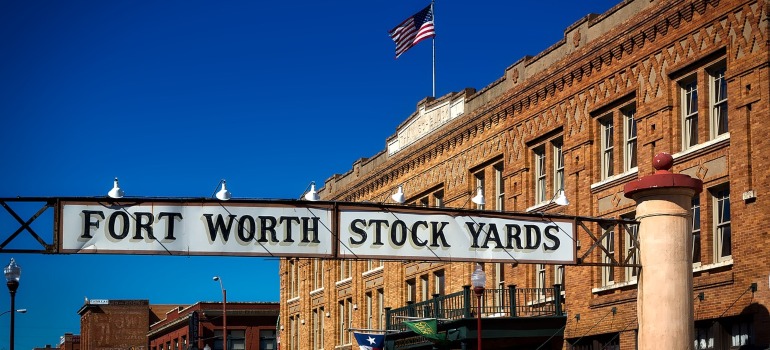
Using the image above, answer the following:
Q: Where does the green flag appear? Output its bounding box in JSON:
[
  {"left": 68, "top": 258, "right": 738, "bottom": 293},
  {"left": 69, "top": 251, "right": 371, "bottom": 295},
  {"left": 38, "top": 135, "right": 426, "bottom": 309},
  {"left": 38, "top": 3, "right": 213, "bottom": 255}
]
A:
[{"left": 403, "top": 319, "right": 446, "bottom": 342}]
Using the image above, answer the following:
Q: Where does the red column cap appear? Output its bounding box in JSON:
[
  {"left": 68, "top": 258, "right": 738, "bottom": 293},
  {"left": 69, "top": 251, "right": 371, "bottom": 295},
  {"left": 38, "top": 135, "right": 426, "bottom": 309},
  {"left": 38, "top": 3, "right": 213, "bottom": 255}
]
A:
[{"left": 624, "top": 153, "right": 703, "bottom": 198}]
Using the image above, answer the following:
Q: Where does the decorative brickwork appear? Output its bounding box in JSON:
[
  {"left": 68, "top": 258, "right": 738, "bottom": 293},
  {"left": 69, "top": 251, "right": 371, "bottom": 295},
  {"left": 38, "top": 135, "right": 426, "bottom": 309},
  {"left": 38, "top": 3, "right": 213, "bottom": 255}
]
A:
[{"left": 281, "top": 0, "right": 770, "bottom": 348}]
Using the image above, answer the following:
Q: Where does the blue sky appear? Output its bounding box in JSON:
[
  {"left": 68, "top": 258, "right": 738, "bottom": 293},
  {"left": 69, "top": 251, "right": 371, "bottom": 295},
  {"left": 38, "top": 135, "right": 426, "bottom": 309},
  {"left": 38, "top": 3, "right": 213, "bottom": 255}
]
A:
[{"left": 0, "top": 1, "right": 620, "bottom": 348}]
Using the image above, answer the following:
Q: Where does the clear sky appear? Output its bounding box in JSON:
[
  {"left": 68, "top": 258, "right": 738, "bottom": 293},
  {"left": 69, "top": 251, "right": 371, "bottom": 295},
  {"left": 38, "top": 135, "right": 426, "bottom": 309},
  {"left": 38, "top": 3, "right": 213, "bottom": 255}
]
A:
[{"left": 0, "top": 1, "right": 620, "bottom": 348}]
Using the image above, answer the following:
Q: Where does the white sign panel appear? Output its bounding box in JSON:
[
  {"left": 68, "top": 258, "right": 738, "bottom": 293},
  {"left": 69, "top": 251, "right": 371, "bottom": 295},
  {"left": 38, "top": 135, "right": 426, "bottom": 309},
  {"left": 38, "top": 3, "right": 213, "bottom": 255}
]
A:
[
  {"left": 338, "top": 208, "right": 575, "bottom": 263},
  {"left": 60, "top": 201, "right": 334, "bottom": 257}
]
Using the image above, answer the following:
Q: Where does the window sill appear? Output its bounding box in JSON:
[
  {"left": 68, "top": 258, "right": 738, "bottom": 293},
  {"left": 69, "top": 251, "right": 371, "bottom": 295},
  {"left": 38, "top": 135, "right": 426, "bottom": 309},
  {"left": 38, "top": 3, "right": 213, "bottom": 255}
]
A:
[
  {"left": 673, "top": 133, "right": 730, "bottom": 163},
  {"left": 336, "top": 277, "right": 353, "bottom": 288},
  {"left": 310, "top": 287, "right": 325, "bottom": 296},
  {"left": 592, "top": 279, "right": 638, "bottom": 294},
  {"left": 362, "top": 266, "right": 384, "bottom": 278},
  {"left": 287, "top": 296, "right": 300, "bottom": 304},
  {"left": 693, "top": 259, "right": 733, "bottom": 273},
  {"left": 589, "top": 262, "right": 732, "bottom": 294},
  {"left": 590, "top": 168, "right": 638, "bottom": 193},
  {"left": 525, "top": 200, "right": 560, "bottom": 213}
]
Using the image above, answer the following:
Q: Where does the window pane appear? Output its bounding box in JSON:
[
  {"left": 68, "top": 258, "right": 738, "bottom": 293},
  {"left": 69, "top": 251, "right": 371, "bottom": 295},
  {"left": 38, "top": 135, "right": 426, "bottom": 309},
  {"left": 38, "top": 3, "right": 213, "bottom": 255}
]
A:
[
  {"left": 434, "top": 271, "right": 445, "bottom": 295},
  {"left": 535, "top": 148, "right": 546, "bottom": 203},
  {"left": 475, "top": 172, "right": 485, "bottom": 210},
  {"left": 553, "top": 140, "right": 564, "bottom": 194},
  {"left": 716, "top": 187, "right": 731, "bottom": 260},
  {"left": 601, "top": 117, "right": 614, "bottom": 179},
  {"left": 692, "top": 197, "right": 701, "bottom": 264},
  {"left": 494, "top": 163, "right": 505, "bottom": 211},
  {"left": 602, "top": 227, "right": 615, "bottom": 285},
  {"left": 624, "top": 107, "right": 637, "bottom": 170},
  {"left": 683, "top": 79, "right": 699, "bottom": 148},
  {"left": 711, "top": 66, "right": 728, "bottom": 137},
  {"left": 731, "top": 321, "right": 751, "bottom": 346}
]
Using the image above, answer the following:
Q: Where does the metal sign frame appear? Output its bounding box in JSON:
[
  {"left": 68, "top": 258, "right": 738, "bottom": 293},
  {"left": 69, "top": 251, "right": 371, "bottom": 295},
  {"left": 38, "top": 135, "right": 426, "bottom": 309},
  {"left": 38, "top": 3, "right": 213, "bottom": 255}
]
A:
[{"left": 0, "top": 197, "right": 639, "bottom": 267}]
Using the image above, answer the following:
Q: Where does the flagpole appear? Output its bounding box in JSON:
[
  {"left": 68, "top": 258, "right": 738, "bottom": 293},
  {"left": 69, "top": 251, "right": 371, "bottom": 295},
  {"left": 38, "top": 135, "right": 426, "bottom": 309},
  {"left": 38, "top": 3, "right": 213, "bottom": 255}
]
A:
[{"left": 431, "top": 0, "right": 436, "bottom": 98}]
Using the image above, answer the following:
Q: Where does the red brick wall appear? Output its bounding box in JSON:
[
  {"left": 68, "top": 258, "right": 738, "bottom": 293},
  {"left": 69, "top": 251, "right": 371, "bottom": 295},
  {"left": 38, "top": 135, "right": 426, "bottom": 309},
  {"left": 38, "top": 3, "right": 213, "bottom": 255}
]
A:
[{"left": 280, "top": 0, "right": 770, "bottom": 349}]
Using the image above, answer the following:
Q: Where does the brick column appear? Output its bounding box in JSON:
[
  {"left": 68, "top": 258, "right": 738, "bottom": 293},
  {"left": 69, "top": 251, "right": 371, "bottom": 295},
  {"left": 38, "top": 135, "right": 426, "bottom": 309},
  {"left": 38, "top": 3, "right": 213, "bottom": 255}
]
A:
[{"left": 624, "top": 153, "right": 702, "bottom": 350}]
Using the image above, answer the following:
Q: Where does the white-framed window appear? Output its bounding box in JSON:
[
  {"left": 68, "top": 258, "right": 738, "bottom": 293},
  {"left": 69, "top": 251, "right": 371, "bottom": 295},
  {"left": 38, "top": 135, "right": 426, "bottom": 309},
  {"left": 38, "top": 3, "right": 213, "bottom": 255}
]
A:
[
  {"left": 713, "top": 185, "right": 731, "bottom": 262},
  {"left": 365, "top": 292, "right": 373, "bottom": 329},
  {"left": 494, "top": 162, "right": 505, "bottom": 211},
  {"left": 346, "top": 298, "right": 353, "bottom": 344},
  {"left": 339, "top": 260, "right": 351, "bottom": 280},
  {"left": 413, "top": 188, "right": 445, "bottom": 208},
  {"left": 554, "top": 265, "right": 564, "bottom": 290},
  {"left": 530, "top": 137, "right": 564, "bottom": 207},
  {"left": 535, "top": 263, "right": 547, "bottom": 301},
  {"left": 377, "top": 288, "right": 385, "bottom": 329},
  {"left": 312, "top": 259, "right": 324, "bottom": 290},
  {"left": 534, "top": 146, "right": 546, "bottom": 203},
  {"left": 600, "top": 115, "right": 615, "bottom": 179},
  {"left": 623, "top": 106, "right": 637, "bottom": 171},
  {"left": 475, "top": 171, "right": 485, "bottom": 210},
  {"left": 494, "top": 263, "right": 505, "bottom": 311},
  {"left": 289, "top": 315, "right": 299, "bottom": 350},
  {"left": 312, "top": 307, "right": 324, "bottom": 350},
  {"left": 406, "top": 279, "right": 416, "bottom": 302},
  {"left": 679, "top": 58, "right": 728, "bottom": 151},
  {"left": 366, "top": 259, "right": 383, "bottom": 271},
  {"left": 622, "top": 214, "right": 639, "bottom": 282},
  {"left": 420, "top": 275, "right": 429, "bottom": 301},
  {"left": 553, "top": 141, "right": 565, "bottom": 193},
  {"left": 709, "top": 63, "right": 728, "bottom": 139},
  {"left": 338, "top": 298, "right": 352, "bottom": 345},
  {"left": 601, "top": 226, "right": 615, "bottom": 286},
  {"left": 682, "top": 77, "right": 699, "bottom": 149},
  {"left": 692, "top": 196, "right": 701, "bottom": 265},
  {"left": 289, "top": 259, "right": 299, "bottom": 297},
  {"left": 434, "top": 270, "right": 445, "bottom": 296},
  {"left": 434, "top": 190, "right": 444, "bottom": 208},
  {"left": 535, "top": 263, "right": 546, "bottom": 290}
]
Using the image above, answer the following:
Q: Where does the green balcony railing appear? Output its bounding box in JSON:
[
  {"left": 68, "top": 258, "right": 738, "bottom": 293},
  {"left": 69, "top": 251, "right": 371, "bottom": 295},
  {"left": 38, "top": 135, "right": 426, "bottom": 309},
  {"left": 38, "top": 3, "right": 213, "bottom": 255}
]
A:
[{"left": 385, "top": 284, "right": 564, "bottom": 332}]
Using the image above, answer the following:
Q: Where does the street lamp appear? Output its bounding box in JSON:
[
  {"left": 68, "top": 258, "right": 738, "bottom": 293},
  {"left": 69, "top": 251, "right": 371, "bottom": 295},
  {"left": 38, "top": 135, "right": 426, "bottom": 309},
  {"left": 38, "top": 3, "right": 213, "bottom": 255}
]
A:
[
  {"left": 0, "top": 310, "right": 26, "bottom": 317},
  {"left": 4, "top": 259, "right": 21, "bottom": 350},
  {"left": 470, "top": 264, "right": 486, "bottom": 350},
  {"left": 213, "top": 276, "right": 227, "bottom": 350}
]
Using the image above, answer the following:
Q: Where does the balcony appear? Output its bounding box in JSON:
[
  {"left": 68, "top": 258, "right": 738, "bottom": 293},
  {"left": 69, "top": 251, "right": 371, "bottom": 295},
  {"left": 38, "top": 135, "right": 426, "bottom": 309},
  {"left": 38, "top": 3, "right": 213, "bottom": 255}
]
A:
[{"left": 384, "top": 285, "right": 565, "bottom": 350}]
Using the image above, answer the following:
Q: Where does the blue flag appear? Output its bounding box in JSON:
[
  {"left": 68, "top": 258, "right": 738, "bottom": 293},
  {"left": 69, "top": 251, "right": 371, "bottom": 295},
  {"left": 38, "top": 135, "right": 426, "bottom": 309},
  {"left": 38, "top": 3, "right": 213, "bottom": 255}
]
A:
[{"left": 353, "top": 332, "right": 385, "bottom": 350}]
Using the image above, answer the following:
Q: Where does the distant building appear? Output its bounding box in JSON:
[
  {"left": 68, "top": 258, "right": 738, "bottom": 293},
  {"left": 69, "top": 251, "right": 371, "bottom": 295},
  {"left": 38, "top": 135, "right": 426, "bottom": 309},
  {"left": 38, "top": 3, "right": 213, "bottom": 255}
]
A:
[
  {"left": 148, "top": 302, "right": 278, "bottom": 350},
  {"left": 77, "top": 298, "right": 278, "bottom": 350},
  {"left": 59, "top": 333, "right": 81, "bottom": 350},
  {"left": 77, "top": 299, "right": 155, "bottom": 350},
  {"left": 32, "top": 345, "right": 58, "bottom": 350}
]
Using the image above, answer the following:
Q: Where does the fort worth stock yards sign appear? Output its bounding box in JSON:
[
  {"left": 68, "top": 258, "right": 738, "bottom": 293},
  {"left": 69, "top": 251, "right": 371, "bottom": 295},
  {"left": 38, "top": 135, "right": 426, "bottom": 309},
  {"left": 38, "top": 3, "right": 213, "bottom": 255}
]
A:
[{"left": 59, "top": 199, "right": 576, "bottom": 264}]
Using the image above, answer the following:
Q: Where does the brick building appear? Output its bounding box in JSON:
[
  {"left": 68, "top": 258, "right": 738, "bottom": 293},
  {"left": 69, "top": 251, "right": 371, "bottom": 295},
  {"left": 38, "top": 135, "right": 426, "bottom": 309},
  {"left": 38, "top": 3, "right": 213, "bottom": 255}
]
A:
[
  {"left": 59, "top": 333, "right": 81, "bottom": 350},
  {"left": 78, "top": 299, "right": 156, "bottom": 350},
  {"left": 148, "top": 302, "right": 278, "bottom": 350},
  {"left": 279, "top": 0, "right": 770, "bottom": 349}
]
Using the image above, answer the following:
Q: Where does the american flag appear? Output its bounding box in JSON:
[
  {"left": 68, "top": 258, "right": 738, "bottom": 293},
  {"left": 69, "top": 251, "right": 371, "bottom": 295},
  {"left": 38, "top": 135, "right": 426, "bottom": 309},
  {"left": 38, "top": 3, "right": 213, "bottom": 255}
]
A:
[{"left": 388, "top": 4, "right": 435, "bottom": 58}]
